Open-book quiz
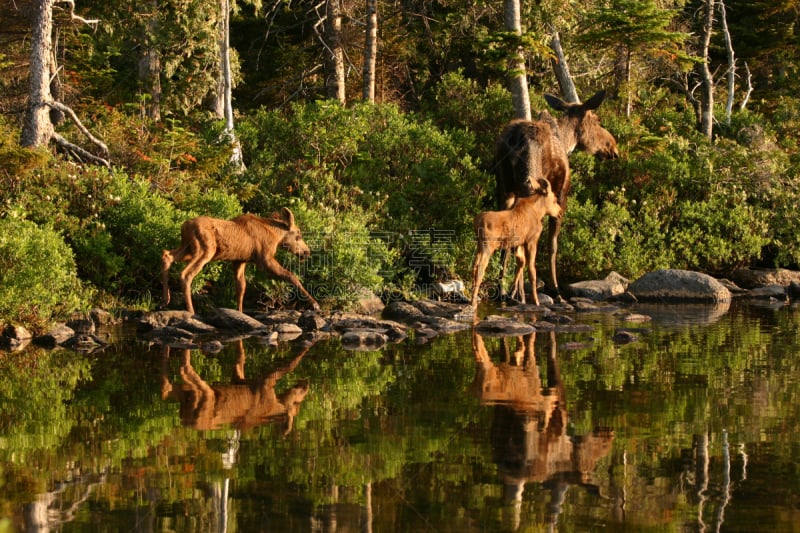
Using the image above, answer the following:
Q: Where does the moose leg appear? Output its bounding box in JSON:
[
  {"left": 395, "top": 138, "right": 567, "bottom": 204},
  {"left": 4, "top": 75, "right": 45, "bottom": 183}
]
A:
[
  {"left": 510, "top": 246, "right": 527, "bottom": 304},
  {"left": 179, "top": 251, "right": 214, "bottom": 315},
  {"left": 161, "top": 249, "right": 176, "bottom": 308},
  {"left": 261, "top": 258, "right": 320, "bottom": 310},
  {"left": 497, "top": 193, "right": 516, "bottom": 300},
  {"left": 471, "top": 249, "right": 493, "bottom": 307},
  {"left": 233, "top": 261, "right": 247, "bottom": 312},
  {"left": 525, "top": 240, "right": 540, "bottom": 306},
  {"left": 548, "top": 216, "right": 563, "bottom": 301}
]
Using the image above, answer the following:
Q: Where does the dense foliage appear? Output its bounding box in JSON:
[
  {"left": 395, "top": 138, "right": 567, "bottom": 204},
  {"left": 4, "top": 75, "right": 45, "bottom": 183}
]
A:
[{"left": 3, "top": 0, "right": 800, "bottom": 326}]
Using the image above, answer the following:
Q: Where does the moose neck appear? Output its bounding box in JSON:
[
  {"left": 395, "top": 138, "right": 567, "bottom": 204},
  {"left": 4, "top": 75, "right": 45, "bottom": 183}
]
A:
[{"left": 555, "top": 114, "right": 580, "bottom": 155}]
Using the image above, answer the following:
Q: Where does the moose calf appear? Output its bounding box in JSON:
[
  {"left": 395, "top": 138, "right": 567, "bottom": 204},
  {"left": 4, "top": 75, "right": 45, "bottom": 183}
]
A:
[
  {"left": 161, "top": 208, "right": 319, "bottom": 314},
  {"left": 471, "top": 178, "right": 563, "bottom": 308}
]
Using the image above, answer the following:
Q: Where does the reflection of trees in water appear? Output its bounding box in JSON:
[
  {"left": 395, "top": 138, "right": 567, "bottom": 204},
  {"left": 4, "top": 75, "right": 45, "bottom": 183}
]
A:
[
  {"left": 471, "top": 330, "right": 614, "bottom": 530},
  {"left": 681, "top": 430, "right": 748, "bottom": 533},
  {"left": 23, "top": 475, "right": 105, "bottom": 533},
  {"left": 158, "top": 339, "right": 314, "bottom": 533}
]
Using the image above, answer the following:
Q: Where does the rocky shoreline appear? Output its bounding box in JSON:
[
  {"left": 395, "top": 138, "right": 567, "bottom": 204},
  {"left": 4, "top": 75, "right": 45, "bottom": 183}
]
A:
[{"left": 3, "top": 267, "right": 800, "bottom": 353}]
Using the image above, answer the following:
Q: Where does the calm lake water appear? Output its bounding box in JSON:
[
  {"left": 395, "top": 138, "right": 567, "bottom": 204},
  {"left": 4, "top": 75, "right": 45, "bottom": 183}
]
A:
[{"left": 2, "top": 299, "right": 800, "bottom": 532}]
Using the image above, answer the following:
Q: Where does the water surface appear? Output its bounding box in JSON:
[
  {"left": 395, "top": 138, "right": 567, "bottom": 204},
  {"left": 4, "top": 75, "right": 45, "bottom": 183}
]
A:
[{"left": 1, "top": 300, "right": 799, "bottom": 532}]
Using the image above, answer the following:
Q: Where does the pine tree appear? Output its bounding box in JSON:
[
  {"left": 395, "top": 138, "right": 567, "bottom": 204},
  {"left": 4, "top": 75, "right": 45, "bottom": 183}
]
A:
[{"left": 580, "top": 0, "right": 691, "bottom": 116}]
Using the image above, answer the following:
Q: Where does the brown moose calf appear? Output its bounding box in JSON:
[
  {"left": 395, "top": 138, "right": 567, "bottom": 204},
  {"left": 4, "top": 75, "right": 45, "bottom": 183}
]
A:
[
  {"left": 161, "top": 208, "right": 319, "bottom": 314},
  {"left": 471, "top": 179, "right": 563, "bottom": 308}
]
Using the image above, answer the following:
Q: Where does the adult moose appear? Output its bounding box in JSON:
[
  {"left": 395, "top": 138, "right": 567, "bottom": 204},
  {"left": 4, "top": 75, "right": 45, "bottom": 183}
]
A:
[
  {"left": 495, "top": 90, "right": 619, "bottom": 302},
  {"left": 161, "top": 208, "right": 320, "bottom": 314}
]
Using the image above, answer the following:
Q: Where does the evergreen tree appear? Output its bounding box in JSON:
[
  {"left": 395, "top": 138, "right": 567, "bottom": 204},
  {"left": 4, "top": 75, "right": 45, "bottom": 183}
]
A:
[{"left": 579, "top": 0, "right": 691, "bottom": 115}]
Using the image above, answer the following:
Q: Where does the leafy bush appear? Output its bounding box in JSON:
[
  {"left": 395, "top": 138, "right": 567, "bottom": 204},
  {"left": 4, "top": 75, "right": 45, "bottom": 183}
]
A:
[
  {"left": 249, "top": 196, "right": 397, "bottom": 309},
  {"left": 0, "top": 217, "right": 90, "bottom": 329},
  {"left": 238, "top": 101, "right": 491, "bottom": 288}
]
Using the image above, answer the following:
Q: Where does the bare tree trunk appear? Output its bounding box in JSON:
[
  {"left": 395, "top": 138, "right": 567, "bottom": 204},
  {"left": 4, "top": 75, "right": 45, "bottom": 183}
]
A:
[
  {"left": 21, "top": 0, "right": 109, "bottom": 166},
  {"left": 624, "top": 47, "right": 632, "bottom": 118},
  {"left": 503, "top": 0, "right": 530, "bottom": 120},
  {"left": 739, "top": 62, "right": 753, "bottom": 111},
  {"left": 21, "top": 0, "right": 56, "bottom": 148},
  {"left": 698, "top": 0, "right": 715, "bottom": 139},
  {"left": 209, "top": 0, "right": 226, "bottom": 118},
  {"left": 221, "top": 0, "right": 243, "bottom": 166},
  {"left": 362, "top": 0, "right": 378, "bottom": 102},
  {"left": 549, "top": 31, "right": 579, "bottom": 104},
  {"left": 324, "top": 0, "right": 346, "bottom": 104},
  {"left": 719, "top": 0, "right": 735, "bottom": 124},
  {"left": 138, "top": 1, "right": 162, "bottom": 121}
]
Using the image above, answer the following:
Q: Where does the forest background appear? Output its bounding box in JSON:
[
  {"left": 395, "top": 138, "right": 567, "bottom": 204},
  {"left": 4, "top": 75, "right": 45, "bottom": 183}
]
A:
[{"left": 2, "top": 0, "right": 800, "bottom": 330}]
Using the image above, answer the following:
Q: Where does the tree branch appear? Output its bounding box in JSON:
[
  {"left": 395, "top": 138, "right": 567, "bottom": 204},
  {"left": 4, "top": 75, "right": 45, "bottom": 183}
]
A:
[
  {"left": 52, "top": 132, "right": 110, "bottom": 167},
  {"left": 46, "top": 100, "right": 108, "bottom": 156},
  {"left": 739, "top": 62, "right": 753, "bottom": 111},
  {"left": 55, "top": 0, "right": 100, "bottom": 28}
]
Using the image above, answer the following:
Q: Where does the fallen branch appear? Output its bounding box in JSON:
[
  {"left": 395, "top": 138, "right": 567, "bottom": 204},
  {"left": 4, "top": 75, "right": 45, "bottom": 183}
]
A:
[
  {"left": 46, "top": 100, "right": 109, "bottom": 157},
  {"left": 52, "top": 132, "right": 110, "bottom": 167}
]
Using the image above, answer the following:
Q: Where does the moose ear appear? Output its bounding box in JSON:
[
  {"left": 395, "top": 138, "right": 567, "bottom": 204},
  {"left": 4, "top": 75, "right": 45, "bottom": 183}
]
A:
[
  {"left": 280, "top": 207, "right": 295, "bottom": 228},
  {"left": 582, "top": 90, "right": 607, "bottom": 111},
  {"left": 536, "top": 178, "right": 550, "bottom": 194},
  {"left": 544, "top": 93, "right": 569, "bottom": 112}
]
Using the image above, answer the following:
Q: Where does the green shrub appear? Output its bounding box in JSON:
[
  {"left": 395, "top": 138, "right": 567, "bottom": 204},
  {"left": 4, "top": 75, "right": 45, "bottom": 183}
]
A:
[
  {"left": 73, "top": 175, "right": 189, "bottom": 299},
  {"left": 423, "top": 70, "right": 512, "bottom": 165},
  {"left": 237, "top": 101, "right": 490, "bottom": 291},
  {"left": 669, "top": 194, "right": 770, "bottom": 275},
  {"left": 0, "top": 217, "right": 90, "bottom": 329},
  {"left": 250, "top": 197, "right": 397, "bottom": 309}
]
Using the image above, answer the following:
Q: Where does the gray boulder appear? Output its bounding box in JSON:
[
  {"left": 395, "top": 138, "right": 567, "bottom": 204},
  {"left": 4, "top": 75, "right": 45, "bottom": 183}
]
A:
[
  {"left": 730, "top": 268, "right": 800, "bottom": 289},
  {"left": 474, "top": 316, "right": 536, "bottom": 336},
  {"left": 34, "top": 324, "right": 75, "bottom": 348},
  {"left": 746, "top": 284, "right": 787, "bottom": 300},
  {"left": 383, "top": 301, "right": 425, "bottom": 322},
  {"left": 628, "top": 269, "right": 731, "bottom": 302},
  {"left": 203, "top": 308, "right": 268, "bottom": 332},
  {"left": 138, "top": 310, "right": 196, "bottom": 331},
  {"left": 569, "top": 271, "right": 629, "bottom": 301},
  {"left": 1, "top": 324, "right": 32, "bottom": 351}
]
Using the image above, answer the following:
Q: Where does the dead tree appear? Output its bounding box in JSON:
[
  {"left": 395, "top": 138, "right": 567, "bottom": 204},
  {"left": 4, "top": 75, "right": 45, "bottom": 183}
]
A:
[
  {"left": 718, "top": 0, "right": 734, "bottom": 124},
  {"left": 21, "top": 0, "right": 109, "bottom": 166},
  {"left": 549, "top": 30, "right": 579, "bottom": 104}
]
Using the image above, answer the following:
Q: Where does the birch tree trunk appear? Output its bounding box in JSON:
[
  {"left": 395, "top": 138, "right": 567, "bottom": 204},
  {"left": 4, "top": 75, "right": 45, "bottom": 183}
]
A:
[
  {"left": 698, "top": 0, "right": 715, "bottom": 140},
  {"left": 503, "top": 0, "right": 530, "bottom": 120},
  {"left": 719, "top": 0, "right": 735, "bottom": 124},
  {"left": 209, "top": 0, "right": 227, "bottom": 118},
  {"left": 220, "top": 0, "right": 243, "bottom": 166},
  {"left": 362, "top": 0, "right": 378, "bottom": 102},
  {"left": 324, "top": 0, "right": 346, "bottom": 104}
]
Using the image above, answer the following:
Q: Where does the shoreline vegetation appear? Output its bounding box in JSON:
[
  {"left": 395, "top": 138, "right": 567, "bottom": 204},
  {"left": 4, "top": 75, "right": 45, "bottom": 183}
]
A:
[{"left": 4, "top": 3, "right": 800, "bottom": 332}]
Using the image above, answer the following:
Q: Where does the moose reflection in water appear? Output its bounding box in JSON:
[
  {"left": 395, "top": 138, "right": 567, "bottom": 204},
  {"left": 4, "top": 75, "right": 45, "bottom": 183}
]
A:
[
  {"left": 160, "top": 339, "right": 311, "bottom": 434},
  {"left": 471, "top": 329, "right": 613, "bottom": 529}
]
